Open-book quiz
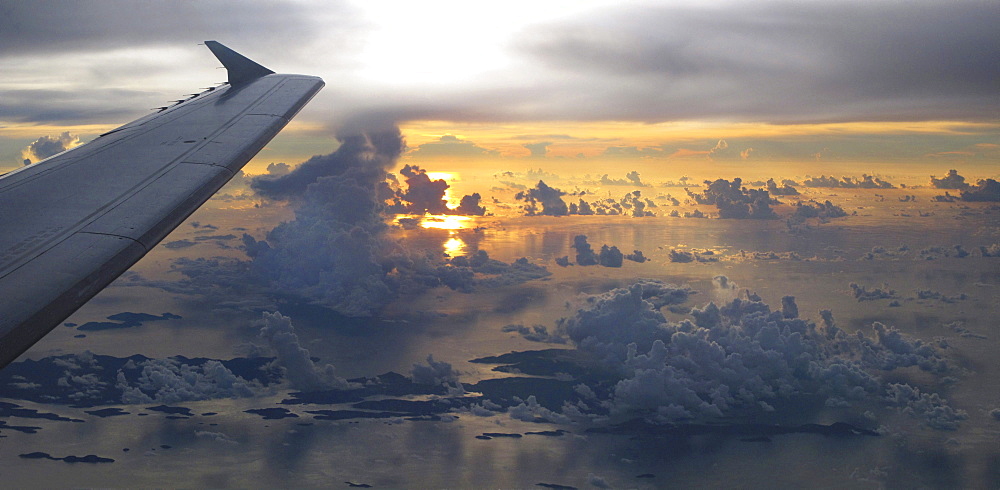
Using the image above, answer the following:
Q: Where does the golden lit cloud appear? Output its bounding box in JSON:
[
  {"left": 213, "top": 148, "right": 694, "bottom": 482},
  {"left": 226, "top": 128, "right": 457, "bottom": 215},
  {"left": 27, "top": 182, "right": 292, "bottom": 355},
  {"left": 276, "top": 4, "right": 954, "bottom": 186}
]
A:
[{"left": 401, "top": 120, "right": 1000, "bottom": 159}]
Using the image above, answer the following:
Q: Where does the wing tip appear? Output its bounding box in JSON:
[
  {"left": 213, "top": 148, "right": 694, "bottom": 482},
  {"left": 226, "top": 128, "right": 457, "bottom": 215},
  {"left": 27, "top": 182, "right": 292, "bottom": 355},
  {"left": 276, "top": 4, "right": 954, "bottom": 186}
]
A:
[{"left": 204, "top": 41, "right": 275, "bottom": 86}]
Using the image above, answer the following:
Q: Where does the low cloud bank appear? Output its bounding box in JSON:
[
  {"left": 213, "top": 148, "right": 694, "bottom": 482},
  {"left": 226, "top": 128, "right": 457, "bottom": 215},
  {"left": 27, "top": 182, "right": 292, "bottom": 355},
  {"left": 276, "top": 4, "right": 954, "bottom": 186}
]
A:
[
  {"left": 516, "top": 180, "right": 656, "bottom": 217},
  {"left": 801, "top": 175, "right": 894, "bottom": 189},
  {"left": 930, "top": 169, "right": 1000, "bottom": 202}
]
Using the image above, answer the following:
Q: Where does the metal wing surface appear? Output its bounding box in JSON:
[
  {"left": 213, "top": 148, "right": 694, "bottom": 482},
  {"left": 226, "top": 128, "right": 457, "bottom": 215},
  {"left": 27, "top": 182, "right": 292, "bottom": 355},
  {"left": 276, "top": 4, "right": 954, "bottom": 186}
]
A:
[{"left": 0, "top": 41, "right": 324, "bottom": 368}]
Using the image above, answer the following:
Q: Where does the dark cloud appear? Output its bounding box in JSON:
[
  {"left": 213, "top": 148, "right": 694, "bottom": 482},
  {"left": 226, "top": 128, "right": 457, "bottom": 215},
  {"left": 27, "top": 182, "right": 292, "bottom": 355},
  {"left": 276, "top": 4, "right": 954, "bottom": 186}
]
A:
[
  {"left": 516, "top": 1, "right": 999, "bottom": 123},
  {"left": 252, "top": 126, "right": 402, "bottom": 200},
  {"left": 0, "top": 87, "right": 165, "bottom": 125},
  {"left": 687, "top": 178, "right": 777, "bottom": 219},
  {"left": 960, "top": 179, "right": 1000, "bottom": 202},
  {"left": 850, "top": 283, "right": 898, "bottom": 302},
  {"left": 123, "top": 123, "right": 545, "bottom": 316},
  {"left": 266, "top": 162, "right": 292, "bottom": 176},
  {"left": 515, "top": 180, "right": 569, "bottom": 216},
  {"left": 766, "top": 179, "right": 799, "bottom": 196},
  {"left": 394, "top": 165, "right": 450, "bottom": 214},
  {"left": 981, "top": 244, "right": 1000, "bottom": 258},
  {"left": 787, "top": 200, "right": 849, "bottom": 228},
  {"left": 441, "top": 251, "right": 551, "bottom": 292},
  {"left": 884, "top": 383, "right": 967, "bottom": 430},
  {"left": 572, "top": 235, "right": 598, "bottom": 266},
  {"left": 19, "top": 131, "right": 80, "bottom": 163},
  {"left": 117, "top": 357, "right": 262, "bottom": 404},
  {"left": 0, "top": 1, "right": 339, "bottom": 57},
  {"left": 454, "top": 193, "right": 486, "bottom": 216},
  {"left": 567, "top": 235, "right": 636, "bottom": 268},
  {"left": 410, "top": 355, "right": 462, "bottom": 389},
  {"left": 930, "top": 169, "right": 969, "bottom": 189}
]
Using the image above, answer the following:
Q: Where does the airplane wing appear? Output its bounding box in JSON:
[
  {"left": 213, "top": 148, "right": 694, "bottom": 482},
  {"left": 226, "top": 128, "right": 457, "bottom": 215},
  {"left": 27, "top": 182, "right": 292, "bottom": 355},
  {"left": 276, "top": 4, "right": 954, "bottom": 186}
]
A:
[{"left": 0, "top": 41, "right": 324, "bottom": 368}]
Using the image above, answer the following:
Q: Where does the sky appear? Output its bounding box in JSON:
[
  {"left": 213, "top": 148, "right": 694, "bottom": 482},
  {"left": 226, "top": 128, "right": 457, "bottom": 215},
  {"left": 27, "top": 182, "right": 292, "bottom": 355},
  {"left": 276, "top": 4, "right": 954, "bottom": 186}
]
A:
[
  {"left": 2, "top": 1, "right": 1000, "bottom": 487},
  {"left": 1, "top": 0, "right": 998, "bottom": 173}
]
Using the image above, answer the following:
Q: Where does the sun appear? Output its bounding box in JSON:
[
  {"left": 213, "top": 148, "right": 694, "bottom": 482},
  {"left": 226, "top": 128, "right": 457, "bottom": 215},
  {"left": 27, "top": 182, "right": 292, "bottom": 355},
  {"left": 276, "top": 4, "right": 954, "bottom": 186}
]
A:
[{"left": 419, "top": 214, "right": 473, "bottom": 231}]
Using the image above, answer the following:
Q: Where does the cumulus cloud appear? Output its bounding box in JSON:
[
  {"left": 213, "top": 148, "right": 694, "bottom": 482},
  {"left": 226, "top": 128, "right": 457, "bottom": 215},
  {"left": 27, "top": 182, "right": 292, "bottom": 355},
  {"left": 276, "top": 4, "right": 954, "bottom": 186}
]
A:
[
  {"left": 266, "top": 162, "right": 292, "bottom": 176},
  {"left": 453, "top": 193, "right": 486, "bottom": 216},
  {"left": 850, "top": 283, "right": 898, "bottom": 302},
  {"left": 542, "top": 280, "right": 962, "bottom": 429},
  {"left": 959, "top": 179, "right": 1000, "bottom": 202},
  {"left": 562, "top": 281, "right": 694, "bottom": 361},
  {"left": 572, "top": 235, "right": 598, "bottom": 266},
  {"left": 245, "top": 125, "right": 408, "bottom": 316},
  {"left": 410, "top": 355, "right": 463, "bottom": 392},
  {"left": 508, "top": 395, "right": 571, "bottom": 424},
  {"left": 766, "top": 178, "right": 799, "bottom": 196},
  {"left": 930, "top": 169, "right": 969, "bottom": 189},
  {"left": 440, "top": 251, "right": 551, "bottom": 292},
  {"left": 573, "top": 190, "right": 657, "bottom": 217},
  {"left": 255, "top": 311, "right": 355, "bottom": 392},
  {"left": 394, "top": 165, "right": 450, "bottom": 214},
  {"left": 787, "top": 200, "right": 849, "bottom": 227},
  {"left": 252, "top": 126, "right": 401, "bottom": 201},
  {"left": 516, "top": 180, "right": 569, "bottom": 216},
  {"left": 883, "top": 383, "right": 967, "bottom": 430},
  {"left": 116, "top": 358, "right": 261, "bottom": 404},
  {"left": 687, "top": 178, "right": 777, "bottom": 219},
  {"left": 599, "top": 171, "right": 647, "bottom": 187},
  {"left": 20, "top": 132, "right": 81, "bottom": 164}
]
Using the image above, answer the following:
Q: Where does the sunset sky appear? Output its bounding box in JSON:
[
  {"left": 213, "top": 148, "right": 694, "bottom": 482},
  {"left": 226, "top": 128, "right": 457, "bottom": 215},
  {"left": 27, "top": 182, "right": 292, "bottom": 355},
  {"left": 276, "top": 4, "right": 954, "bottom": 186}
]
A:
[
  {"left": 2, "top": 2, "right": 1000, "bottom": 487},
  {"left": 2, "top": 0, "right": 997, "bottom": 176}
]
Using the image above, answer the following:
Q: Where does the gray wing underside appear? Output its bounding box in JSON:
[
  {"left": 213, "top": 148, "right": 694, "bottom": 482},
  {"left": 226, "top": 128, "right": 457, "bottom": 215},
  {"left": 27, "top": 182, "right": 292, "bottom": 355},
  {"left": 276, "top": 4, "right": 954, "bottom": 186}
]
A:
[{"left": 0, "top": 41, "right": 324, "bottom": 368}]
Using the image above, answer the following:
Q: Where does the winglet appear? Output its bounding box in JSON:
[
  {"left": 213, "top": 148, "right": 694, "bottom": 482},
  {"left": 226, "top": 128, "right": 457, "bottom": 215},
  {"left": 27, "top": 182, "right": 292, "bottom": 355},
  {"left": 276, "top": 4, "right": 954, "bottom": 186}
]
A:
[{"left": 204, "top": 41, "right": 275, "bottom": 86}]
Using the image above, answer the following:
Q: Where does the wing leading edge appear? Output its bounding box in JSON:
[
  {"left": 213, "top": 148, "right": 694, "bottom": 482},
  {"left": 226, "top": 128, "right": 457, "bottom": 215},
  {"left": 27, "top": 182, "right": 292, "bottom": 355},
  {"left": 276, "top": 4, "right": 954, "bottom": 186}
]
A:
[{"left": 0, "top": 42, "right": 324, "bottom": 368}]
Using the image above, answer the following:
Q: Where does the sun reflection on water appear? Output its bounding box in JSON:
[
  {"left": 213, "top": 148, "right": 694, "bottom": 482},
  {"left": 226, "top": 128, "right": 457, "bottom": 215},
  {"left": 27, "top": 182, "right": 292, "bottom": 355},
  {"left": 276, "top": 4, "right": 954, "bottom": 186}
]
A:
[
  {"left": 443, "top": 237, "right": 466, "bottom": 256},
  {"left": 393, "top": 214, "right": 474, "bottom": 255}
]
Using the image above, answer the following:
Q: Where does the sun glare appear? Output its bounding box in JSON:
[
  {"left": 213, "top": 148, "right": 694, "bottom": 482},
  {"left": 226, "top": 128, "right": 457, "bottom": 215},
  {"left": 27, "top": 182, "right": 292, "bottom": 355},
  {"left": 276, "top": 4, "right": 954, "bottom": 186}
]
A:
[
  {"left": 419, "top": 214, "right": 472, "bottom": 231},
  {"left": 424, "top": 171, "right": 461, "bottom": 208}
]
